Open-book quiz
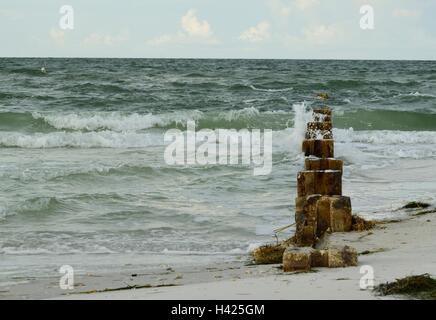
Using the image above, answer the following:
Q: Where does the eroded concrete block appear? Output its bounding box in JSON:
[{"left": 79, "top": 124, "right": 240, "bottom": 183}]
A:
[
  {"left": 310, "top": 249, "right": 329, "bottom": 267},
  {"left": 313, "top": 107, "right": 332, "bottom": 116},
  {"left": 307, "top": 121, "right": 332, "bottom": 132},
  {"left": 302, "top": 139, "right": 334, "bottom": 158},
  {"left": 316, "top": 196, "right": 332, "bottom": 236},
  {"left": 283, "top": 246, "right": 314, "bottom": 272},
  {"left": 306, "top": 246, "right": 358, "bottom": 268},
  {"left": 330, "top": 196, "right": 352, "bottom": 233},
  {"left": 304, "top": 158, "right": 343, "bottom": 173},
  {"left": 325, "top": 246, "right": 358, "bottom": 268},
  {"left": 313, "top": 114, "right": 332, "bottom": 123},
  {"left": 316, "top": 196, "right": 352, "bottom": 235},
  {"left": 283, "top": 245, "right": 358, "bottom": 270},
  {"left": 295, "top": 195, "right": 352, "bottom": 244},
  {"left": 295, "top": 195, "right": 320, "bottom": 246},
  {"left": 297, "top": 170, "right": 342, "bottom": 197},
  {"left": 306, "top": 131, "right": 333, "bottom": 140}
]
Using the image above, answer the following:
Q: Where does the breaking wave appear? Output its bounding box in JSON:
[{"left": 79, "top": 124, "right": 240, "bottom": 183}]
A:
[
  {"left": 2, "top": 106, "right": 436, "bottom": 134},
  {"left": 32, "top": 111, "right": 204, "bottom": 131},
  {"left": 249, "top": 85, "right": 293, "bottom": 92},
  {"left": 335, "top": 128, "right": 436, "bottom": 145},
  {"left": 0, "top": 131, "right": 164, "bottom": 148}
]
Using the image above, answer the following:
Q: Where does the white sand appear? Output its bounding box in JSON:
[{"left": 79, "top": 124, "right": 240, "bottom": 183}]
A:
[{"left": 57, "top": 211, "right": 436, "bottom": 300}]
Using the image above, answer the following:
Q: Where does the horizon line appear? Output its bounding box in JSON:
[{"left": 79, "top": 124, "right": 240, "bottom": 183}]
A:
[{"left": 1, "top": 56, "right": 436, "bottom": 62}]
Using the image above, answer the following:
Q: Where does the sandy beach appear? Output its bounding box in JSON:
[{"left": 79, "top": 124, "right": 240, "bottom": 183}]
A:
[
  {"left": 46, "top": 208, "right": 434, "bottom": 300},
  {"left": 2, "top": 1, "right": 436, "bottom": 305}
]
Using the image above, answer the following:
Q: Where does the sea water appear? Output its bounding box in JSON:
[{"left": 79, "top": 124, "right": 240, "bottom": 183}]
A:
[{"left": 0, "top": 58, "right": 435, "bottom": 283}]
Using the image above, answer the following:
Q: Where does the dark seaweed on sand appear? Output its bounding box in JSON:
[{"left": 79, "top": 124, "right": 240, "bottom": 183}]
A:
[
  {"left": 374, "top": 274, "right": 436, "bottom": 300},
  {"left": 402, "top": 202, "right": 431, "bottom": 209}
]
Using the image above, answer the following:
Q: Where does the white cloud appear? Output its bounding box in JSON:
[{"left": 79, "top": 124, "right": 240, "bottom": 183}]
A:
[
  {"left": 82, "top": 31, "right": 128, "bottom": 46},
  {"left": 239, "top": 21, "right": 271, "bottom": 43},
  {"left": 49, "top": 28, "right": 65, "bottom": 46},
  {"left": 147, "top": 9, "right": 218, "bottom": 46},
  {"left": 393, "top": 9, "right": 420, "bottom": 18},
  {"left": 181, "top": 9, "right": 212, "bottom": 37}
]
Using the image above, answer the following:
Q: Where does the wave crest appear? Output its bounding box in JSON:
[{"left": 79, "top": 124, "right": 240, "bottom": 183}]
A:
[
  {"left": 0, "top": 131, "right": 164, "bottom": 148},
  {"left": 335, "top": 128, "right": 436, "bottom": 144},
  {"left": 32, "top": 111, "right": 204, "bottom": 132}
]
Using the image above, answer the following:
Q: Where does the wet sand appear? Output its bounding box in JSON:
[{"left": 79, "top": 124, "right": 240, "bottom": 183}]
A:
[
  {"left": 55, "top": 209, "right": 435, "bottom": 300},
  {"left": 1, "top": 207, "right": 434, "bottom": 300}
]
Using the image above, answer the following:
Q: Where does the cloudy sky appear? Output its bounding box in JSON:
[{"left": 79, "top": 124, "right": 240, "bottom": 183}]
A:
[{"left": 1, "top": 0, "right": 435, "bottom": 59}]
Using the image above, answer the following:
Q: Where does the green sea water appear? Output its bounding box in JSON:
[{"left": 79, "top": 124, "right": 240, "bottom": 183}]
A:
[{"left": 0, "top": 58, "right": 435, "bottom": 283}]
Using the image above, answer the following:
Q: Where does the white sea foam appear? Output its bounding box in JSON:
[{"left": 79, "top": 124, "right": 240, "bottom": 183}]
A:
[
  {"left": 0, "top": 244, "right": 115, "bottom": 255},
  {"left": 3, "top": 106, "right": 436, "bottom": 154},
  {"left": 334, "top": 128, "right": 436, "bottom": 144},
  {"left": 246, "top": 242, "right": 262, "bottom": 253},
  {"left": 249, "top": 85, "right": 293, "bottom": 92},
  {"left": 31, "top": 108, "right": 293, "bottom": 132},
  {"left": 220, "top": 107, "right": 260, "bottom": 121},
  {"left": 3, "top": 125, "right": 436, "bottom": 154},
  {"left": 287, "top": 102, "right": 313, "bottom": 152},
  {"left": 32, "top": 111, "right": 204, "bottom": 132},
  {"left": 0, "top": 131, "right": 164, "bottom": 148},
  {"left": 332, "top": 128, "right": 436, "bottom": 168},
  {"left": 160, "top": 248, "right": 247, "bottom": 256},
  {"left": 0, "top": 247, "right": 53, "bottom": 255},
  {"left": 395, "top": 91, "right": 436, "bottom": 98}
]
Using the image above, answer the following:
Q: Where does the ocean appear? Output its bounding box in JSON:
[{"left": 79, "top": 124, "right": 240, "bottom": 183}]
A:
[{"left": 1, "top": 58, "right": 435, "bottom": 284}]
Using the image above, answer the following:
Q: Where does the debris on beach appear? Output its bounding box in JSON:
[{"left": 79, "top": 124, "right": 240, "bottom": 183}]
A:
[
  {"left": 70, "top": 283, "right": 179, "bottom": 295},
  {"left": 252, "top": 243, "right": 287, "bottom": 265},
  {"left": 251, "top": 235, "right": 298, "bottom": 265},
  {"left": 401, "top": 201, "right": 431, "bottom": 209},
  {"left": 374, "top": 274, "right": 436, "bottom": 300},
  {"left": 413, "top": 208, "right": 436, "bottom": 216},
  {"left": 351, "top": 215, "right": 376, "bottom": 231},
  {"left": 359, "top": 248, "right": 386, "bottom": 256}
]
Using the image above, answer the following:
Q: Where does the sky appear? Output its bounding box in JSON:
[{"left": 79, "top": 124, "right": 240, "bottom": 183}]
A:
[{"left": 1, "top": 0, "right": 435, "bottom": 59}]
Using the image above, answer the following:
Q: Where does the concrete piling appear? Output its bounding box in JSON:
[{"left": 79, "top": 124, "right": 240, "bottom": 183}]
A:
[{"left": 283, "top": 105, "right": 358, "bottom": 270}]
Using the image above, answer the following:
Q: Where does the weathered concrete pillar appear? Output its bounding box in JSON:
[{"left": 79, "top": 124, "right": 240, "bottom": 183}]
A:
[
  {"left": 304, "top": 158, "right": 343, "bottom": 173},
  {"left": 295, "top": 195, "right": 352, "bottom": 243},
  {"left": 302, "top": 139, "right": 334, "bottom": 158},
  {"left": 305, "top": 122, "right": 333, "bottom": 139},
  {"left": 295, "top": 195, "right": 320, "bottom": 246},
  {"left": 312, "top": 107, "right": 332, "bottom": 123},
  {"left": 316, "top": 196, "right": 352, "bottom": 236},
  {"left": 313, "top": 107, "right": 332, "bottom": 116},
  {"left": 297, "top": 170, "right": 342, "bottom": 197},
  {"left": 316, "top": 196, "right": 331, "bottom": 237},
  {"left": 285, "top": 105, "right": 358, "bottom": 271},
  {"left": 307, "top": 122, "right": 332, "bottom": 132}
]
